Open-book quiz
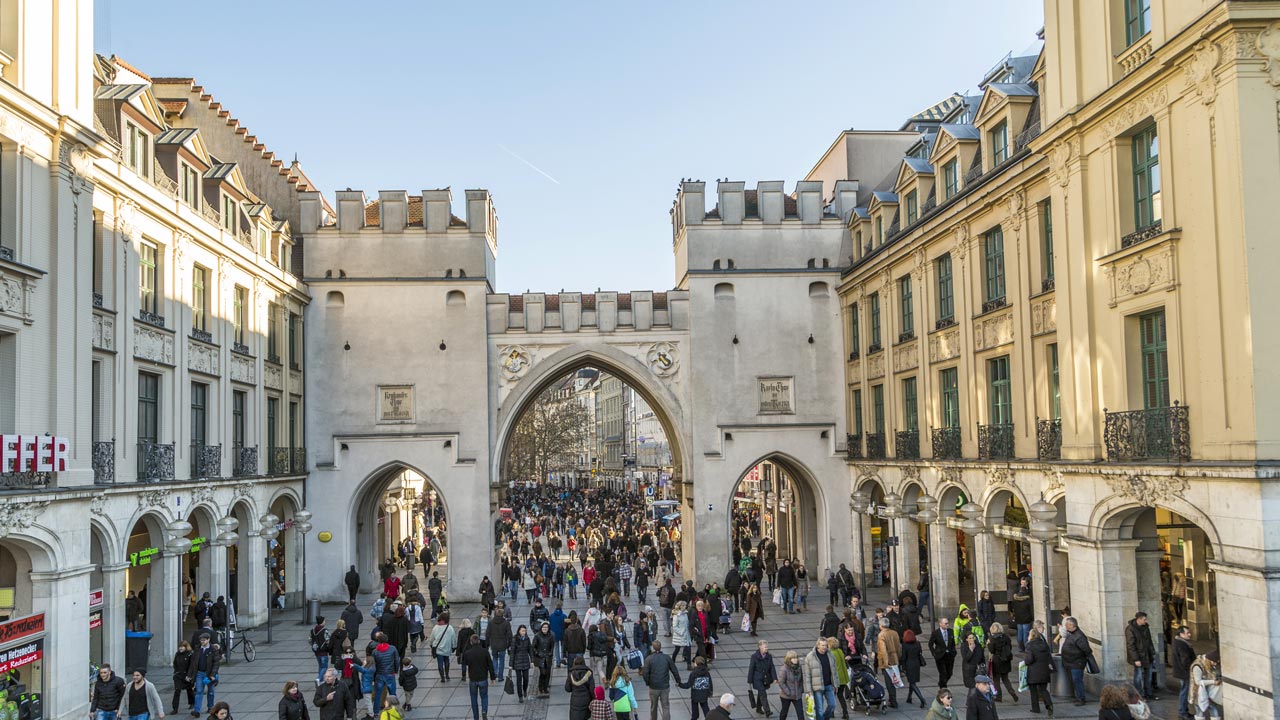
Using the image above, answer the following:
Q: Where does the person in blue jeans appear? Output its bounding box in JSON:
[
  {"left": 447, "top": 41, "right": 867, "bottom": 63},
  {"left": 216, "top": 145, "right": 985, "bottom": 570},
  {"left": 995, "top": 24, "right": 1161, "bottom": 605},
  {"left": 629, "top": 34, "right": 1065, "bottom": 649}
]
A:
[
  {"left": 90, "top": 665, "right": 127, "bottom": 720},
  {"left": 187, "top": 635, "right": 222, "bottom": 716},
  {"left": 371, "top": 632, "right": 402, "bottom": 710},
  {"left": 460, "top": 635, "right": 497, "bottom": 720},
  {"left": 1060, "top": 617, "right": 1092, "bottom": 706},
  {"left": 803, "top": 638, "right": 838, "bottom": 720}
]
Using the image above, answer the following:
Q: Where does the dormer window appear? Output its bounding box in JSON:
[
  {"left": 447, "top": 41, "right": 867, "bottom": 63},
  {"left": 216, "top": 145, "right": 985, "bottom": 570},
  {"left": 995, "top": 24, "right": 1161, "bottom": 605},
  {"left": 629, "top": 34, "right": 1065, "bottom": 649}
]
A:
[
  {"left": 943, "top": 159, "right": 960, "bottom": 199},
  {"left": 258, "top": 226, "right": 270, "bottom": 256},
  {"left": 991, "top": 121, "right": 1010, "bottom": 166},
  {"left": 905, "top": 190, "right": 918, "bottom": 224},
  {"left": 180, "top": 162, "right": 200, "bottom": 209},
  {"left": 875, "top": 216, "right": 884, "bottom": 245},
  {"left": 221, "top": 194, "right": 238, "bottom": 233},
  {"left": 125, "top": 121, "right": 150, "bottom": 178}
]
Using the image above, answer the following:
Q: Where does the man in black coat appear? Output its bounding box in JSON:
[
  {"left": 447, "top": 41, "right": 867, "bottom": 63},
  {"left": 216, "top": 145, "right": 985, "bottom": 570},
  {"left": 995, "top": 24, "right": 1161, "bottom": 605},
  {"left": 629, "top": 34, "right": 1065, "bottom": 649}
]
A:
[
  {"left": 460, "top": 636, "right": 496, "bottom": 719},
  {"left": 1125, "top": 611, "right": 1158, "bottom": 701},
  {"left": 1059, "top": 617, "right": 1093, "bottom": 706},
  {"left": 427, "top": 572, "right": 444, "bottom": 619},
  {"left": 723, "top": 568, "right": 742, "bottom": 612},
  {"left": 1171, "top": 625, "right": 1195, "bottom": 719},
  {"left": 314, "top": 667, "right": 355, "bottom": 720},
  {"left": 929, "top": 617, "right": 958, "bottom": 688},
  {"left": 340, "top": 600, "right": 363, "bottom": 642},
  {"left": 967, "top": 676, "right": 999, "bottom": 720},
  {"left": 1008, "top": 579, "right": 1035, "bottom": 651},
  {"left": 343, "top": 565, "right": 360, "bottom": 601},
  {"left": 819, "top": 606, "right": 841, "bottom": 640}
]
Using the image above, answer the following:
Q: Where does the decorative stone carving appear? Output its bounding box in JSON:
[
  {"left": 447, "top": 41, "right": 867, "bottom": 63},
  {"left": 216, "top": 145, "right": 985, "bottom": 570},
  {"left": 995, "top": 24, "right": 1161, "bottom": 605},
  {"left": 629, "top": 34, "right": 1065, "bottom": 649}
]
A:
[
  {"left": 1047, "top": 140, "right": 1072, "bottom": 188},
  {"left": 230, "top": 353, "right": 255, "bottom": 384},
  {"left": 853, "top": 465, "right": 881, "bottom": 484},
  {"left": 92, "top": 310, "right": 115, "bottom": 351},
  {"left": 940, "top": 466, "right": 964, "bottom": 489},
  {"left": 1106, "top": 246, "right": 1177, "bottom": 307},
  {"left": 191, "top": 486, "right": 215, "bottom": 506},
  {"left": 1106, "top": 472, "right": 1189, "bottom": 506},
  {"left": 59, "top": 141, "right": 93, "bottom": 193},
  {"left": 233, "top": 481, "right": 253, "bottom": 498},
  {"left": 172, "top": 238, "right": 187, "bottom": 274},
  {"left": 987, "top": 465, "right": 1014, "bottom": 490},
  {"left": 929, "top": 328, "right": 961, "bottom": 363},
  {"left": 134, "top": 323, "right": 175, "bottom": 365},
  {"left": 1043, "top": 468, "right": 1065, "bottom": 497},
  {"left": 1031, "top": 294, "right": 1057, "bottom": 336},
  {"left": 137, "top": 488, "right": 171, "bottom": 509},
  {"left": 1005, "top": 190, "right": 1026, "bottom": 233},
  {"left": 1104, "top": 85, "right": 1169, "bottom": 136},
  {"left": 901, "top": 465, "right": 921, "bottom": 484},
  {"left": 499, "top": 345, "right": 532, "bottom": 382},
  {"left": 90, "top": 494, "right": 108, "bottom": 516},
  {"left": 1183, "top": 40, "right": 1221, "bottom": 106},
  {"left": 646, "top": 341, "right": 679, "bottom": 377},
  {"left": 867, "top": 352, "right": 885, "bottom": 379},
  {"left": 0, "top": 500, "right": 51, "bottom": 537},
  {"left": 188, "top": 337, "right": 219, "bottom": 376},
  {"left": 974, "top": 310, "right": 1015, "bottom": 351},
  {"left": 0, "top": 109, "right": 42, "bottom": 150},
  {"left": 892, "top": 340, "right": 918, "bottom": 373},
  {"left": 954, "top": 224, "right": 971, "bottom": 264},
  {"left": 912, "top": 248, "right": 927, "bottom": 280},
  {"left": 0, "top": 271, "right": 33, "bottom": 324},
  {"left": 117, "top": 200, "right": 137, "bottom": 240},
  {"left": 218, "top": 256, "right": 234, "bottom": 280},
  {"left": 264, "top": 363, "right": 284, "bottom": 390},
  {"left": 1258, "top": 23, "right": 1280, "bottom": 86}
]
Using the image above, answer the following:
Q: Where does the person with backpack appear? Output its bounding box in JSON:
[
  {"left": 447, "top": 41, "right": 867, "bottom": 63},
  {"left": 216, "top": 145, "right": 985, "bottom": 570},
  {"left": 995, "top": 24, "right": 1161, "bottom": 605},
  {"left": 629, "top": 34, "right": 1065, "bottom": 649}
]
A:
[
  {"left": 310, "top": 617, "right": 331, "bottom": 686},
  {"left": 405, "top": 600, "right": 425, "bottom": 654}
]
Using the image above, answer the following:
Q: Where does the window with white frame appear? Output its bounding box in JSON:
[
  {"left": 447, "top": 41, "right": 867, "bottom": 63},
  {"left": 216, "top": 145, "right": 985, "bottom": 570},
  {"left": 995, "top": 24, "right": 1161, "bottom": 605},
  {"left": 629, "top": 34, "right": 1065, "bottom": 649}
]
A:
[
  {"left": 221, "top": 194, "right": 238, "bottom": 233},
  {"left": 125, "top": 121, "right": 150, "bottom": 178},
  {"left": 180, "top": 162, "right": 200, "bottom": 208}
]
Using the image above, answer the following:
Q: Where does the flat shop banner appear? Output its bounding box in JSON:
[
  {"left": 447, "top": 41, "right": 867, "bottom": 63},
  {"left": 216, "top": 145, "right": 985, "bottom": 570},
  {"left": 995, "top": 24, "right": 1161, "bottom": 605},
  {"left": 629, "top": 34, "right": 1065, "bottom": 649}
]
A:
[
  {"left": 0, "top": 613, "right": 44, "bottom": 646},
  {"left": 0, "top": 638, "right": 41, "bottom": 674}
]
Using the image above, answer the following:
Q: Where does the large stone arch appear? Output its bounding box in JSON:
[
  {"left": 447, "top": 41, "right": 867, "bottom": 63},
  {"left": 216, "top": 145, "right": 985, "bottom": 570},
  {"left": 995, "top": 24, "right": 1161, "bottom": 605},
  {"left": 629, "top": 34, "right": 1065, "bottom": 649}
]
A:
[
  {"left": 1091, "top": 494, "right": 1224, "bottom": 556},
  {"left": 491, "top": 343, "right": 690, "bottom": 490},
  {"left": 725, "top": 452, "right": 826, "bottom": 571},
  {"left": 348, "top": 460, "right": 454, "bottom": 593}
]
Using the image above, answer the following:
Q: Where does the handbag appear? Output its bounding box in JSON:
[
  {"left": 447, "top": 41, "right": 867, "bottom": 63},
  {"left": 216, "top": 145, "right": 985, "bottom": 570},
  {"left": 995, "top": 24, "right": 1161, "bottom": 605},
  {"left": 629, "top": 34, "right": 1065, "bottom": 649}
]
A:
[
  {"left": 1084, "top": 654, "right": 1100, "bottom": 675},
  {"left": 503, "top": 672, "right": 514, "bottom": 695}
]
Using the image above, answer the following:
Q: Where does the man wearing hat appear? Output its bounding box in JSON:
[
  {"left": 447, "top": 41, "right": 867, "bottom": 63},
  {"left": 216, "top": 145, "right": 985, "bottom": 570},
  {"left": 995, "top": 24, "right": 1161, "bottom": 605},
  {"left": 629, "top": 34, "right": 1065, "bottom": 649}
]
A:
[
  {"left": 706, "top": 692, "right": 735, "bottom": 719},
  {"left": 967, "top": 675, "right": 999, "bottom": 719}
]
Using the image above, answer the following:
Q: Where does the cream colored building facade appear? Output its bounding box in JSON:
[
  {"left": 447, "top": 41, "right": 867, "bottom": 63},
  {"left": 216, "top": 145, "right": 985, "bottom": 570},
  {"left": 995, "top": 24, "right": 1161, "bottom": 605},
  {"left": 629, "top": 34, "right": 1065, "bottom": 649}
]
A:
[{"left": 833, "top": 1, "right": 1280, "bottom": 713}]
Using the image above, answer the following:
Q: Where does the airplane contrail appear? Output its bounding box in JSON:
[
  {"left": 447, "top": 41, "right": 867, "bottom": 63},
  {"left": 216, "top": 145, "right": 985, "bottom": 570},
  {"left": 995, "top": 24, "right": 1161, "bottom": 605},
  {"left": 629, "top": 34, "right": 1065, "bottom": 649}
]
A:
[{"left": 499, "top": 144, "right": 561, "bottom": 185}]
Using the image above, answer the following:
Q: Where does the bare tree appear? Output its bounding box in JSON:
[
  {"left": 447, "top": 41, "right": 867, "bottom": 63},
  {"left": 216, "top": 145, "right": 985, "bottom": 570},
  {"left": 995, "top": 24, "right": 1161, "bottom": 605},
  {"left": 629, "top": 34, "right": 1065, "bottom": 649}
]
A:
[{"left": 503, "top": 385, "right": 591, "bottom": 485}]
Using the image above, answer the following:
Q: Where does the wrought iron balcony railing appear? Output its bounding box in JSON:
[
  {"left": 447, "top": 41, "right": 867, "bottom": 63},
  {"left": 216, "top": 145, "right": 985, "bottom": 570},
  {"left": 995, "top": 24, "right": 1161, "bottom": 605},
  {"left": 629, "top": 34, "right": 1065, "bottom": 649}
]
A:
[
  {"left": 93, "top": 441, "right": 114, "bottom": 484},
  {"left": 1041, "top": 277, "right": 1055, "bottom": 293},
  {"left": 190, "top": 443, "right": 222, "bottom": 479},
  {"left": 865, "top": 432, "right": 886, "bottom": 460},
  {"left": 137, "top": 442, "right": 175, "bottom": 482},
  {"left": 1104, "top": 402, "right": 1190, "bottom": 462},
  {"left": 93, "top": 292, "right": 104, "bottom": 309},
  {"left": 898, "top": 331, "right": 915, "bottom": 344},
  {"left": 266, "top": 352, "right": 281, "bottom": 365},
  {"left": 232, "top": 342, "right": 251, "bottom": 356},
  {"left": 138, "top": 310, "right": 166, "bottom": 328},
  {"left": 935, "top": 317, "right": 956, "bottom": 331},
  {"left": 233, "top": 444, "right": 258, "bottom": 477},
  {"left": 977, "top": 423, "right": 1015, "bottom": 460},
  {"left": 981, "top": 297, "right": 1008, "bottom": 314},
  {"left": 292, "top": 447, "right": 307, "bottom": 474},
  {"left": 190, "top": 328, "right": 214, "bottom": 344},
  {"left": 895, "top": 429, "right": 920, "bottom": 460},
  {"left": 0, "top": 468, "right": 52, "bottom": 490},
  {"left": 1037, "top": 418, "right": 1062, "bottom": 460},
  {"left": 867, "top": 342, "right": 883, "bottom": 355},
  {"left": 1121, "top": 220, "right": 1163, "bottom": 249},
  {"left": 269, "top": 446, "right": 291, "bottom": 475},
  {"left": 931, "top": 426, "right": 962, "bottom": 459},
  {"left": 845, "top": 433, "right": 863, "bottom": 460}
]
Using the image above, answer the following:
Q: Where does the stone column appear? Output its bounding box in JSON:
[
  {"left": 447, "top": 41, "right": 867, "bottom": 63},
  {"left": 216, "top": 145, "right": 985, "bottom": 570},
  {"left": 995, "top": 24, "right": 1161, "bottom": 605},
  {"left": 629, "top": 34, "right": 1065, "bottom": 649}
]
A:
[
  {"left": 1135, "top": 546, "right": 1165, "bottom": 687},
  {"left": 1214, "top": 561, "right": 1277, "bottom": 718},
  {"left": 206, "top": 541, "right": 229, "bottom": 601},
  {"left": 150, "top": 550, "right": 184, "bottom": 669},
  {"left": 898, "top": 516, "right": 921, "bottom": 597},
  {"left": 30, "top": 565, "right": 93, "bottom": 719},
  {"left": 1027, "top": 537, "right": 1052, "bottom": 630},
  {"left": 238, "top": 533, "right": 269, "bottom": 628},
  {"left": 1068, "top": 537, "right": 1139, "bottom": 684},
  {"left": 973, "top": 532, "right": 1002, "bottom": 605},
  {"left": 99, "top": 561, "right": 130, "bottom": 670},
  {"left": 933, "top": 521, "right": 960, "bottom": 619},
  {"left": 1049, "top": 545, "right": 1071, "bottom": 616}
]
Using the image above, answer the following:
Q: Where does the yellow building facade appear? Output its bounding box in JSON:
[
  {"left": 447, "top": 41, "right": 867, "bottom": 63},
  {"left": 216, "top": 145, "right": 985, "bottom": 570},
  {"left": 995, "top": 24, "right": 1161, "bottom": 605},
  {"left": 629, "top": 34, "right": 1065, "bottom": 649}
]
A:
[{"left": 833, "top": 1, "right": 1280, "bottom": 712}]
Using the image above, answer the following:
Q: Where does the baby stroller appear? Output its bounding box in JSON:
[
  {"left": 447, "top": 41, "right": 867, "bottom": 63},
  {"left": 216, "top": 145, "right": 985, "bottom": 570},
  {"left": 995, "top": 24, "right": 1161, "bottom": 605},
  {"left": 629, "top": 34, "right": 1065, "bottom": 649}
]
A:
[
  {"left": 848, "top": 657, "right": 886, "bottom": 715},
  {"left": 718, "top": 611, "right": 732, "bottom": 634}
]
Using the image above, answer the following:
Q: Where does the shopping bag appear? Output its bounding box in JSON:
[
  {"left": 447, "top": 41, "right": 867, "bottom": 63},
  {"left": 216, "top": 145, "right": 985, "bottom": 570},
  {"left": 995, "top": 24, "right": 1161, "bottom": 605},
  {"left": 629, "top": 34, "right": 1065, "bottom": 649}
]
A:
[
  {"left": 773, "top": 588, "right": 784, "bottom": 605},
  {"left": 504, "top": 672, "right": 514, "bottom": 695},
  {"left": 741, "top": 614, "right": 752, "bottom": 633},
  {"left": 885, "top": 664, "right": 905, "bottom": 688},
  {"left": 1018, "top": 661, "right": 1029, "bottom": 692},
  {"left": 804, "top": 693, "right": 816, "bottom": 720}
]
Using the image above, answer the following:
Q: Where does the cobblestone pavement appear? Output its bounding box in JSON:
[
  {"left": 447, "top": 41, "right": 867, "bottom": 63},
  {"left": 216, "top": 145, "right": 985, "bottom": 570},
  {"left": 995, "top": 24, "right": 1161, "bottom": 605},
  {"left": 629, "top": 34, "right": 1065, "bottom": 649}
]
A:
[{"left": 180, "top": 574, "right": 1186, "bottom": 720}]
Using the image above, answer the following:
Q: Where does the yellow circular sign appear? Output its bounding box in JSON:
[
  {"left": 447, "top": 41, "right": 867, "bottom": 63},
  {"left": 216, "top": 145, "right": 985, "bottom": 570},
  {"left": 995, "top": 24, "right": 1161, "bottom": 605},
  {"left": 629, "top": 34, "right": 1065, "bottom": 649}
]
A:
[{"left": 317, "top": 531, "right": 332, "bottom": 543}]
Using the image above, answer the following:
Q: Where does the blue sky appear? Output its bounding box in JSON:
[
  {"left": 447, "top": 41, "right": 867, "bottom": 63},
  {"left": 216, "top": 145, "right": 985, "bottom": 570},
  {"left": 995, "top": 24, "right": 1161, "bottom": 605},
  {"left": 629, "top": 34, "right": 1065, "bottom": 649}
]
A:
[{"left": 96, "top": 1, "right": 1043, "bottom": 294}]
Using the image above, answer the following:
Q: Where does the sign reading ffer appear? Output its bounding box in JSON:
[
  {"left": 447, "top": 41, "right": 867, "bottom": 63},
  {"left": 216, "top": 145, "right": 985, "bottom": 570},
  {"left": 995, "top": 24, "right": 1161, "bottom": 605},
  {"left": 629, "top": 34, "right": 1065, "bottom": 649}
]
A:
[
  {"left": 0, "top": 435, "right": 70, "bottom": 473},
  {"left": 0, "top": 613, "right": 45, "bottom": 646}
]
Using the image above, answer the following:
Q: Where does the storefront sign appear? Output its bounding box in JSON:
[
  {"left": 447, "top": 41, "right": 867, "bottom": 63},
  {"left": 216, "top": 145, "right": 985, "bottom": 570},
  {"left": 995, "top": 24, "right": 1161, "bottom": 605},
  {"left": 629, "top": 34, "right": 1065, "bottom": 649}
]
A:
[
  {"left": 0, "top": 613, "right": 44, "bottom": 646},
  {"left": 757, "top": 377, "right": 795, "bottom": 415},
  {"left": 129, "top": 536, "right": 207, "bottom": 566},
  {"left": 0, "top": 435, "right": 70, "bottom": 473},
  {"left": 0, "top": 638, "right": 42, "bottom": 674},
  {"left": 89, "top": 588, "right": 104, "bottom": 608},
  {"left": 89, "top": 609, "right": 103, "bottom": 631}
]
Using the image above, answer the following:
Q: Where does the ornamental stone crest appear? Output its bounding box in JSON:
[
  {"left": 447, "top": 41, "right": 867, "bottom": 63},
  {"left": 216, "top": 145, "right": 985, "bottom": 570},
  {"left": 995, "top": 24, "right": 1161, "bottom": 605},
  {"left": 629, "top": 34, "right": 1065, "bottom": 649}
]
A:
[
  {"left": 1257, "top": 22, "right": 1280, "bottom": 87},
  {"left": 90, "top": 494, "right": 108, "bottom": 516},
  {"left": 1043, "top": 468, "right": 1065, "bottom": 497},
  {"left": 191, "top": 486, "right": 215, "bottom": 507},
  {"left": 1047, "top": 139, "right": 1075, "bottom": 188},
  {"left": 234, "top": 482, "right": 253, "bottom": 499},
  {"left": 1005, "top": 190, "right": 1026, "bottom": 233},
  {"left": 1183, "top": 40, "right": 1221, "bottom": 106},
  {"left": 499, "top": 345, "right": 532, "bottom": 382},
  {"left": 1106, "top": 472, "right": 1189, "bottom": 507},
  {"left": 0, "top": 501, "right": 50, "bottom": 537},
  {"left": 987, "top": 465, "right": 1014, "bottom": 490},
  {"left": 940, "top": 466, "right": 965, "bottom": 490},
  {"left": 1103, "top": 85, "right": 1169, "bottom": 136},
  {"left": 646, "top": 342, "right": 679, "bottom": 377},
  {"left": 117, "top": 200, "right": 138, "bottom": 240},
  {"left": 901, "top": 465, "right": 921, "bottom": 484},
  {"left": 138, "top": 489, "right": 171, "bottom": 509},
  {"left": 853, "top": 465, "right": 881, "bottom": 484}
]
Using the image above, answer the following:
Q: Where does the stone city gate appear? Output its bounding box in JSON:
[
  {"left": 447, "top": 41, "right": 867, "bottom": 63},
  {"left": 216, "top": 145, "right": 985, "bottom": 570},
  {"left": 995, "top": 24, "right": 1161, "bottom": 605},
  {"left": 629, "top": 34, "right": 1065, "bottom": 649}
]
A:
[{"left": 300, "top": 182, "right": 857, "bottom": 600}]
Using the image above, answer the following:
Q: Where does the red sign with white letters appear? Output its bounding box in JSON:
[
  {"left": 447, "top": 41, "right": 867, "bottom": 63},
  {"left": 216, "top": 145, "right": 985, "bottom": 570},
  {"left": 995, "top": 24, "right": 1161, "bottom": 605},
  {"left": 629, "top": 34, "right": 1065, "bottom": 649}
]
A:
[{"left": 0, "top": 435, "right": 70, "bottom": 473}]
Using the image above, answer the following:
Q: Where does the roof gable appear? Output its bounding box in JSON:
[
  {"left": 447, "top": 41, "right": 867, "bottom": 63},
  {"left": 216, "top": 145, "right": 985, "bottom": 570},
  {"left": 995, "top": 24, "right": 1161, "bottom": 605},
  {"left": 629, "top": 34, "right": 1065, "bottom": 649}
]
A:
[
  {"left": 205, "top": 163, "right": 251, "bottom": 197},
  {"left": 929, "top": 124, "right": 979, "bottom": 165},
  {"left": 973, "top": 83, "right": 1037, "bottom": 126},
  {"left": 155, "top": 127, "right": 213, "bottom": 166},
  {"left": 894, "top": 157, "right": 934, "bottom": 189}
]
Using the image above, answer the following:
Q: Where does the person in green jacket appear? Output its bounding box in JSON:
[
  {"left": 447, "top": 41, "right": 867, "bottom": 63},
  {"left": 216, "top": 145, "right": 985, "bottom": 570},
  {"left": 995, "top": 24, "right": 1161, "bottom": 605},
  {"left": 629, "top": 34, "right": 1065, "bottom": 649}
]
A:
[
  {"left": 953, "top": 604, "right": 986, "bottom": 647},
  {"left": 827, "top": 636, "right": 852, "bottom": 719}
]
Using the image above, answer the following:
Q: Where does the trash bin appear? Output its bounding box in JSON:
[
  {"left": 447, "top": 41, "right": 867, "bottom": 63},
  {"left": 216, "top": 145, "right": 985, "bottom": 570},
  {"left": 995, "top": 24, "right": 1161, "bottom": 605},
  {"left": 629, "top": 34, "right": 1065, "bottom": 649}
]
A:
[
  {"left": 306, "top": 599, "right": 322, "bottom": 626},
  {"left": 124, "top": 630, "right": 152, "bottom": 675},
  {"left": 1051, "top": 654, "right": 1075, "bottom": 699}
]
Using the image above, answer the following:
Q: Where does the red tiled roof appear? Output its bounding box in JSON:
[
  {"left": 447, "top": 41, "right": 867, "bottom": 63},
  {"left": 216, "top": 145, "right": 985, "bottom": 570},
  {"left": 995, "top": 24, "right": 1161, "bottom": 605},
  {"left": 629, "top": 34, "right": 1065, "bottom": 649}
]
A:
[
  {"left": 582, "top": 294, "right": 596, "bottom": 310},
  {"left": 653, "top": 292, "right": 668, "bottom": 310},
  {"left": 509, "top": 296, "right": 524, "bottom": 311},
  {"left": 112, "top": 56, "right": 153, "bottom": 81},
  {"left": 546, "top": 295, "right": 560, "bottom": 311},
  {"left": 159, "top": 99, "right": 188, "bottom": 115},
  {"left": 618, "top": 293, "right": 632, "bottom": 310}
]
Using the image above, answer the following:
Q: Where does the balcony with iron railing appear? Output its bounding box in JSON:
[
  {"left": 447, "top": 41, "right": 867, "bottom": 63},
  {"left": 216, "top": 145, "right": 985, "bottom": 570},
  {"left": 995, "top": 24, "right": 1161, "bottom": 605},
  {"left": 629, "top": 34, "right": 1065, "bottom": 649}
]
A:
[
  {"left": 865, "top": 433, "right": 886, "bottom": 460},
  {"left": 292, "top": 447, "right": 307, "bottom": 474},
  {"left": 137, "top": 442, "right": 175, "bottom": 482},
  {"left": 1121, "top": 220, "right": 1163, "bottom": 249},
  {"left": 977, "top": 423, "right": 1015, "bottom": 460},
  {"left": 981, "top": 297, "right": 1008, "bottom": 314},
  {"left": 233, "top": 445, "right": 258, "bottom": 477},
  {"left": 138, "top": 310, "right": 166, "bottom": 328},
  {"left": 269, "top": 446, "right": 291, "bottom": 475},
  {"left": 895, "top": 429, "right": 920, "bottom": 460},
  {"left": 190, "top": 443, "right": 222, "bottom": 479},
  {"left": 931, "top": 426, "right": 962, "bottom": 460},
  {"left": 0, "top": 468, "right": 52, "bottom": 491},
  {"left": 1037, "top": 418, "right": 1062, "bottom": 460},
  {"left": 1104, "top": 402, "right": 1190, "bottom": 462},
  {"left": 191, "top": 327, "right": 214, "bottom": 344},
  {"left": 845, "top": 433, "right": 863, "bottom": 461},
  {"left": 93, "top": 441, "right": 114, "bottom": 484}
]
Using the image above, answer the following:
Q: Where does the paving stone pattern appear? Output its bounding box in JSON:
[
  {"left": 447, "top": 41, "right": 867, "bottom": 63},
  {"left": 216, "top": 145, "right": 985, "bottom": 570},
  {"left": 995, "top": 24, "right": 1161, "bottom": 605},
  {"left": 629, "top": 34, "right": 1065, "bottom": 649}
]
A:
[{"left": 183, "top": 576, "right": 1184, "bottom": 720}]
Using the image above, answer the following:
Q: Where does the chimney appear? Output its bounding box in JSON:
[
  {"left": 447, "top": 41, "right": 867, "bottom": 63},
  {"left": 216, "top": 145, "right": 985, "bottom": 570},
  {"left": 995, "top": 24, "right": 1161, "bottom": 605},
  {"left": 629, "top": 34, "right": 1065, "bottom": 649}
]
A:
[
  {"left": 378, "top": 191, "right": 408, "bottom": 232},
  {"left": 423, "top": 188, "right": 452, "bottom": 233},
  {"left": 757, "top": 181, "right": 784, "bottom": 224},
  {"left": 335, "top": 190, "right": 366, "bottom": 233},
  {"left": 717, "top": 181, "right": 745, "bottom": 224},
  {"left": 833, "top": 180, "right": 860, "bottom": 223},
  {"left": 796, "top": 181, "right": 823, "bottom": 224}
]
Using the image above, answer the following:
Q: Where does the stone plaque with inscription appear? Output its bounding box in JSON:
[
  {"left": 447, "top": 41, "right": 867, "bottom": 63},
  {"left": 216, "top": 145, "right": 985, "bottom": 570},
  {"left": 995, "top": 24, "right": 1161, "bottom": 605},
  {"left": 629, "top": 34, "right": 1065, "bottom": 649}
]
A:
[
  {"left": 378, "top": 385, "right": 415, "bottom": 422},
  {"left": 758, "top": 377, "right": 795, "bottom": 415}
]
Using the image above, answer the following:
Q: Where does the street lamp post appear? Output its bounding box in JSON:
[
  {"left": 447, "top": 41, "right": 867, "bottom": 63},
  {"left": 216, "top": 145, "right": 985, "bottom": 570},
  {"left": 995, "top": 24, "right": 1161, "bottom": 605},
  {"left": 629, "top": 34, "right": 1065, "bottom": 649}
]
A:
[
  {"left": 958, "top": 501, "right": 986, "bottom": 608},
  {"left": 881, "top": 492, "right": 903, "bottom": 595},
  {"left": 1028, "top": 498, "right": 1059, "bottom": 630},
  {"left": 259, "top": 513, "right": 280, "bottom": 644},
  {"left": 850, "top": 490, "right": 871, "bottom": 602},
  {"left": 214, "top": 516, "right": 240, "bottom": 615},
  {"left": 293, "top": 509, "right": 314, "bottom": 624},
  {"left": 916, "top": 493, "right": 939, "bottom": 623}
]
